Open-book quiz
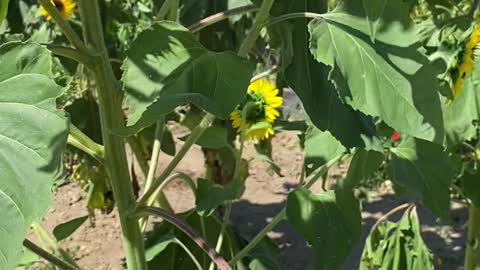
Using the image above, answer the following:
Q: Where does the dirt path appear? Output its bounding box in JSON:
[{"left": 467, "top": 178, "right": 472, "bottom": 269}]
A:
[{"left": 28, "top": 132, "right": 467, "bottom": 270}]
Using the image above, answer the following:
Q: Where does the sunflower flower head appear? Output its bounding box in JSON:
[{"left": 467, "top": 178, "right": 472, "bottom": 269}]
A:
[
  {"left": 39, "top": 0, "right": 76, "bottom": 21},
  {"left": 450, "top": 25, "right": 480, "bottom": 99},
  {"left": 230, "top": 79, "right": 283, "bottom": 142}
]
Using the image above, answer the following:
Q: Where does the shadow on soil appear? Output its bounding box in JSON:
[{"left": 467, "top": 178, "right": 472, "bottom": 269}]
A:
[{"left": 230, "top": 194, "right": 468, "bottom": 270}]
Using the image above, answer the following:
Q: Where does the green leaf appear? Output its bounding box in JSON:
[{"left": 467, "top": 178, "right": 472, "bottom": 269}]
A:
[
  {"left": 443, "top": 59, "right": 480, "bottom": 145},
  {"left": 388, "top": 138, "right": 454, "bottom": 218},
  {"left": 180, "top": 126, "right": 229, "bottom": 149},
  {"left": 286, "top": 188, "right": 361, "bottom": 270},
  {"left": 304, "top": 126, "right": 346, "bottom": 176},
  {"left": 16, "top": 249, "right": 39, "bottom": 267},
  {"left": 0, "top": 42, "right": 69, "bottom": 270},
  {"left": 196, "top": 176, "right": 246, "bottom": 216},
  {"left": 333, "top": 0, "right": 418, "bottom": 47},
  {"left": 308, "top": 15, "right": 445, "bottom": 144},
  {"left": 145, "top": 231, "right": 176, "bottom": 262},
  {"left": 344, "top": 149, "right": 384, "bottom": 188},
  {"left": 284, "top": 15, "right": 379, "bottom": 149},
  {"left": 121, "top": 21, "right": 254, "bottom": 135},
  {"left": 53, "top": 216, "right": 89, "bottom": 241},
  {"left": 460, "top": 169, "right": 480, "bottom": 208},
  {"left": 0, "top": 0, "right": 8, "bottom": 25},
  {"left": 360, "top": 207, "right": 434, "bottom": 270}
]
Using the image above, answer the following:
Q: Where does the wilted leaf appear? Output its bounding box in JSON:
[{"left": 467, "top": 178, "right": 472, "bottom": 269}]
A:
[{"left": 360, "top": 207, "right": 434, "bottom": 270}]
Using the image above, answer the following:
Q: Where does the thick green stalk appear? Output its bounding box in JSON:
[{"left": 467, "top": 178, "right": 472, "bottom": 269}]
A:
[
  {"left": 23, "top": 239, "right": 80, "bottom": 270},
  {"left": 237, "top": 0, "right": 274, "bottom": 58},
  {"left": 465, "top": 204, "right": 480, "bottom": 270},
  {"left": 68, "top": 125, "right": 104, "bottom": 164},
  {"left": 77, "top": 1, "right": 147, "bottom": 269}
]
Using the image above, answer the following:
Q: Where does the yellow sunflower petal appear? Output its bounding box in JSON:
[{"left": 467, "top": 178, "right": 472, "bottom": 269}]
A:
[{"left": 40, "top": 0, "right": 76, "bottom": 21}]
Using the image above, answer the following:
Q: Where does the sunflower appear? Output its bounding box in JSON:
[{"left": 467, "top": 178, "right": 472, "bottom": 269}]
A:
[
  {"left": 230, "top": 79, "right": 283, "bottom": 142},
  {"left": 450, "top": 26, "right": 480, "bottom": 98},
  {"left": 39, "top": 0, "right": 76, "bottom": 21}
]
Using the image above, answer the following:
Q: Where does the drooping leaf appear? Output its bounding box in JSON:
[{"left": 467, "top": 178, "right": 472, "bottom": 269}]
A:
[
  {"left": 304, "top": 126, "right": 346, "bottom": 176},
  {"left": 359, "top": 207, "right": 434, "bottom": 270},
  {"left": 286, "top": 188, "right": 361, "bottom": 270},
  {"left": 309, "top": 12, "right": 445, "bottom": 144},
  {"left": 121, "top": 21, "right": 254, "bottom": 135},
  {"left": 388, "top": 138, "right": 454, "bottom": 218},
  {"left": 0, "top": 42, "right": 69, "bottom": 270},
  {"left": 53, "top": 216, "right": 89, "bottom": 241}
]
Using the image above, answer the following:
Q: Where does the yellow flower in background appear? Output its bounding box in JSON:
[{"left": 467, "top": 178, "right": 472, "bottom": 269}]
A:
[
  {"left": 39, "top": 0, "right": 76, "bottom": 21},
  {"left": 451, "top": 26, "right": 480, "bottom": 98},
  {"left": 230, "top": 79, "right": 283, "bottom": 142}
]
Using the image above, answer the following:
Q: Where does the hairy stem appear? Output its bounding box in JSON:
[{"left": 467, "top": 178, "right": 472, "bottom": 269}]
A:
[
  {"left": 175, "top": 238, "right": 204, "bottom": 270},
  {"left": 132, "top": 207, "right": 232, "bottom": 270},
  {"left": 237, "top": 0, "right": 275, "bottom": 58},
  {"left": 143, "top": 120, "right": 165, "bottom": 195},
  {"left": 137, "top": 113, "right": 215, "bottom": 206},
  {"left": 23, "top": 239, "right": 80, "bottom": 270},
  {"left": 229, "top": 208, "right": 286, "bottom": 266},
  {"left": 68, "top": 125, "right": 104, "bottom": 164},
  {"left": 188, "top": 5, "right": 258, "bottom": 33},
  {"left": 157, "top": 0, "right": 176, "bottom": 20},
  {"left": 77, "top": 1, "right": 147, "bottom": 269},
  {"left": 37, "top": 0, "right": 90, "bottom": 54},
  {"left": 464, "top": 204, "right": 480, "bottom": 270},
  {"left": 209, "top": 202, "right": 232, "bottom": 270},
  {"left": 47, "top": 45, "right": 95, "bottom": 67}
]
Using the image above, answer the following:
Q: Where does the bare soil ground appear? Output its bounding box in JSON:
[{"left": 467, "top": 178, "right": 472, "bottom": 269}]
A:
[{"left": 26, "top": 132, "right": 468, "bottom": 270}]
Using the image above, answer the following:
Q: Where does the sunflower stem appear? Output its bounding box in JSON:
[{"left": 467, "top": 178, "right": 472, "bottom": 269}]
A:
[
  {"left": 77, "top": 0, "right": 147, "bottom": 269},
  {"left": 38, "top": 0, "right": 90, "bottom": 55},
  {"left": 237, "top": 0, "right": 275, "bottom": 58},
  {"left": 188, "top": 4, "right": 258, "bottom": 33},
  {"left": 136, "top": 113, "right": 215, "bottom": 207}
]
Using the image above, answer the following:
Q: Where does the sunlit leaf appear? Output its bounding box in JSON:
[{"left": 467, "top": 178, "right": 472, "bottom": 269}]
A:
[
  {"left": 0, "top": 42, "right": 69, "bottom": 270},
  {"left": 309, "top": 12, "right": 444, "bottom": 144},
  {"left": 121, "top": 21, "right": 254, "bottom": 135}
]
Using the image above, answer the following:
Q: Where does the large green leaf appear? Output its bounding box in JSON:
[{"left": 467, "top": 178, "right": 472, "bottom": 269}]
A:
[
  {"left": 332, "top": 0, "right": 418, "bottom": 47},
  {"left": 309, "top": 12, "right": 445, "bottom": 144},
  {"left": 286, "top": 188, "right": 361, "bottom": 270},
  {"left": 0, "top": 42, "right": 69, "bottom": 270},
  {"left": 360, "top": 207, "right": 434, "bottom": 270},
  {"left": 283, "top": 16, "right": 379, "bottom": 148},
  {"left": 121, "top": 21, "right": 254, "bottom": 135},
  {"left": 304, "top": 126, "right": 346, "bottom": 176},
  {"left": 0, "top": 0, "right": 8, "bottom": 25},
  {"left": 388, "top": 138, "right": 453, "bottom": 218}
]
